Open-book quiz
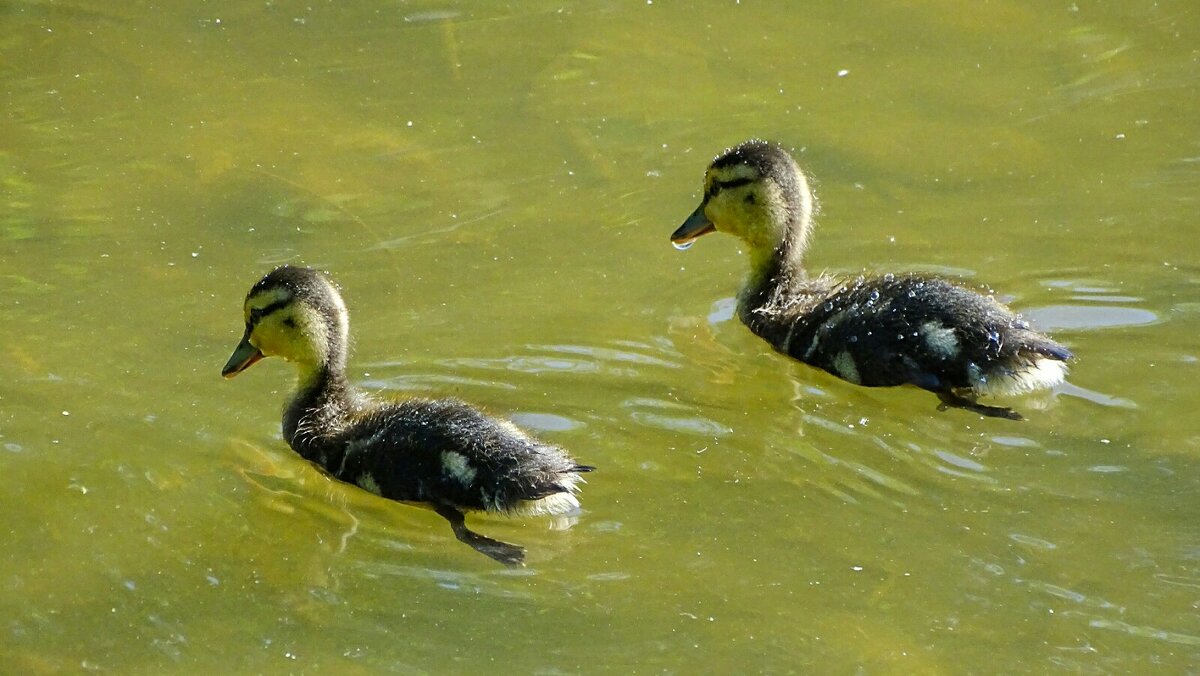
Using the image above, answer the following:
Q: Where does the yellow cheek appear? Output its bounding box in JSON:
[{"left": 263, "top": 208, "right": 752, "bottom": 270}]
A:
[
  {"left": 250, "top": 318, "right": 323, "bottom": 365},
  {"left": 706, "top": 199, "right": 745, "bottom": 237},
  {"left": 705, "top": 201, "right": 728, "bottom": 230},
  {"left": 249, "top": 325, "right": 288, "bottom": 359}
]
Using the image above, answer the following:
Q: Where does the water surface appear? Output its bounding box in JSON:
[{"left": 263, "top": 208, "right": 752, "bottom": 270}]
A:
[{"left": 2, "top": 1, "right": 1198, "bottom": 671}]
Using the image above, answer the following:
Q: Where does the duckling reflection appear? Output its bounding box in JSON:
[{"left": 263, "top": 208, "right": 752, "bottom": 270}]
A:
[
  {"left": 222, "top": 265, "right": 592, "bottom": 565},
  {"left": 671, "top": 140, "right": 1072, "bottom": 420}
]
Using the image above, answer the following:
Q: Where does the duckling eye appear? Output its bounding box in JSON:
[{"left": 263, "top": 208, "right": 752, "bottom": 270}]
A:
[
  {"left": 247, "top": 297, "right": 291, "bottom": 327},
  {"left": 709, "top": 177, "right": 754, "bottom": 198}
]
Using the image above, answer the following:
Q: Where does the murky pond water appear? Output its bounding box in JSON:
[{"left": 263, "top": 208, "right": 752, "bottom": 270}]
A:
[{"left": 2, "top": 0, "right": 1198, "bottom": 671}]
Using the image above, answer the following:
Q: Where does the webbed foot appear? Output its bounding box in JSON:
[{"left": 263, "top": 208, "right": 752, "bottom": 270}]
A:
[
  {"left": 435, "top": 505, "right": 526, "bottom": 566},
  {"left": 936, "top": 391, "right": 1023, "bottom": 421}
]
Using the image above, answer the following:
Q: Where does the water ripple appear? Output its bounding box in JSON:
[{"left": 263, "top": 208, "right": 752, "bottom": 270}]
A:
[
  {"left": 1088, "top": 618, "right": 1200, "bottom": 648},
  {"left": 624, "top": 397, "right": 732, "bottom": 437}
]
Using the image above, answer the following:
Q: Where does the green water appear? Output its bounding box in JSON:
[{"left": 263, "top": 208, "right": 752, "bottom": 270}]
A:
[{"left": 3, "top": 0, "right": 1198, "bottom": 671}]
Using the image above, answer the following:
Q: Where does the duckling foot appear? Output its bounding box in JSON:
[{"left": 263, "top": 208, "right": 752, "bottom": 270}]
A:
[
  {"left": 435, "top": 506, "right": 526, "bottom": 566},
  {"left": 936, "top": 392, "right": 1023, "bottom": 421}
]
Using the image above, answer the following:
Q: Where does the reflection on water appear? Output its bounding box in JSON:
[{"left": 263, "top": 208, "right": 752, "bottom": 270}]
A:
[
  {"left": 1058, "top": 381, "right": 1138, "bottom": 409},
  {"left": 508, "top": 411, "right": 580, "bottom": 432},
  {"left": 1026, "top": 304, "right": 1159, "bottom": 331}
]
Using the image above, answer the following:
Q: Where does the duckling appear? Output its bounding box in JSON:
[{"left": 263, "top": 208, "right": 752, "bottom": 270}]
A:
[
  {"left": 670, "top": 139, "right": 1072, "bottom": 420},
  {"left": 221, "top": 265, "right": 592, "bottom": 565}
]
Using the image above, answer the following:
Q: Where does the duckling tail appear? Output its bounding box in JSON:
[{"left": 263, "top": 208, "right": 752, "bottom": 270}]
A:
[
  {"left": 1014, "top": 330, "right": 1073, "bottom": 364},
  {"left": 1031, "top": 340, "right": 1073, "bottom": 362}
]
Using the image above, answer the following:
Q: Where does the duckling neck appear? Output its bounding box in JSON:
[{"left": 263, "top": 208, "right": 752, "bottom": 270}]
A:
[
  {"left": 282, "top": 363, "right": 355, "bottom": 467},
  {"left": 739, "top": 236, "right": 809, "bottom": 321}
]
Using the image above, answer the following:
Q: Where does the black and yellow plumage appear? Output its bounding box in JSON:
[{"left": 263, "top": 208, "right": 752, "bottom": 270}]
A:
[
  {"left": 222, "top": 265, "right": 592, "bottom": 565},
  {"left": 671, "top": 139, "right": 1072, "bottom": 420}
]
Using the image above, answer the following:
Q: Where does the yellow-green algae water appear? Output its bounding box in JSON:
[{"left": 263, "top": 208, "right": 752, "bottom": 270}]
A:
[{"left": 2, "top": 1, "right": 1198, "bottom": 671}]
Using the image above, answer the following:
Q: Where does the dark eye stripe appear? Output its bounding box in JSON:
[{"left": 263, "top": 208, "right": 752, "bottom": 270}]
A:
[
  {"left": 248, "top": 298, "right": 290, "bottom": 326},
  {"left": 708, "top": 177, "right": 754, "bottom": 197}
]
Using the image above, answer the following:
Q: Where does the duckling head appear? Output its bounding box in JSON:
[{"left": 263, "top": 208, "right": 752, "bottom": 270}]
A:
[
  {"left": 671, "top": 140, "right": 815, "bottom": 275},
  {"left": 222, "top": 265, "right": 350, "bottom": 385}
]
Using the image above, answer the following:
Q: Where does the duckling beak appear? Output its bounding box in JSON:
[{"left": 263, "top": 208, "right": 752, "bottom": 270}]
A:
[
  {"left": 670, "top": 204, "right": 716, "bottom": 248},
  {"left": 222, "top": 331, "right": 264, "bottom": 379}
]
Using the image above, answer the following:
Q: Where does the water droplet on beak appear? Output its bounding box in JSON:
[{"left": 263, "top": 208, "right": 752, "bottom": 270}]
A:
[{"left": 672, "top": 240, "right": 695, "bottom": 251}]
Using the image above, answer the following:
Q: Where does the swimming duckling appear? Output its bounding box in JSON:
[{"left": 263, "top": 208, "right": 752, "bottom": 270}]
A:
[
  {"left": 222, "top": 265, "right": 592, "bottom": 565},
  {"left": 671, "top": 139, "right": 1072, "bottom": 420}
]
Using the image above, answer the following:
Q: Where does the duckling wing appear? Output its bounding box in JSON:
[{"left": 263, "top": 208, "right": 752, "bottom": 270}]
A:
[
  {"left": 333, "top": 398, "right": 586, "bottom": 514},
  {"left": 770, "top": 274, "right": 1069, "bottom": 392}
]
